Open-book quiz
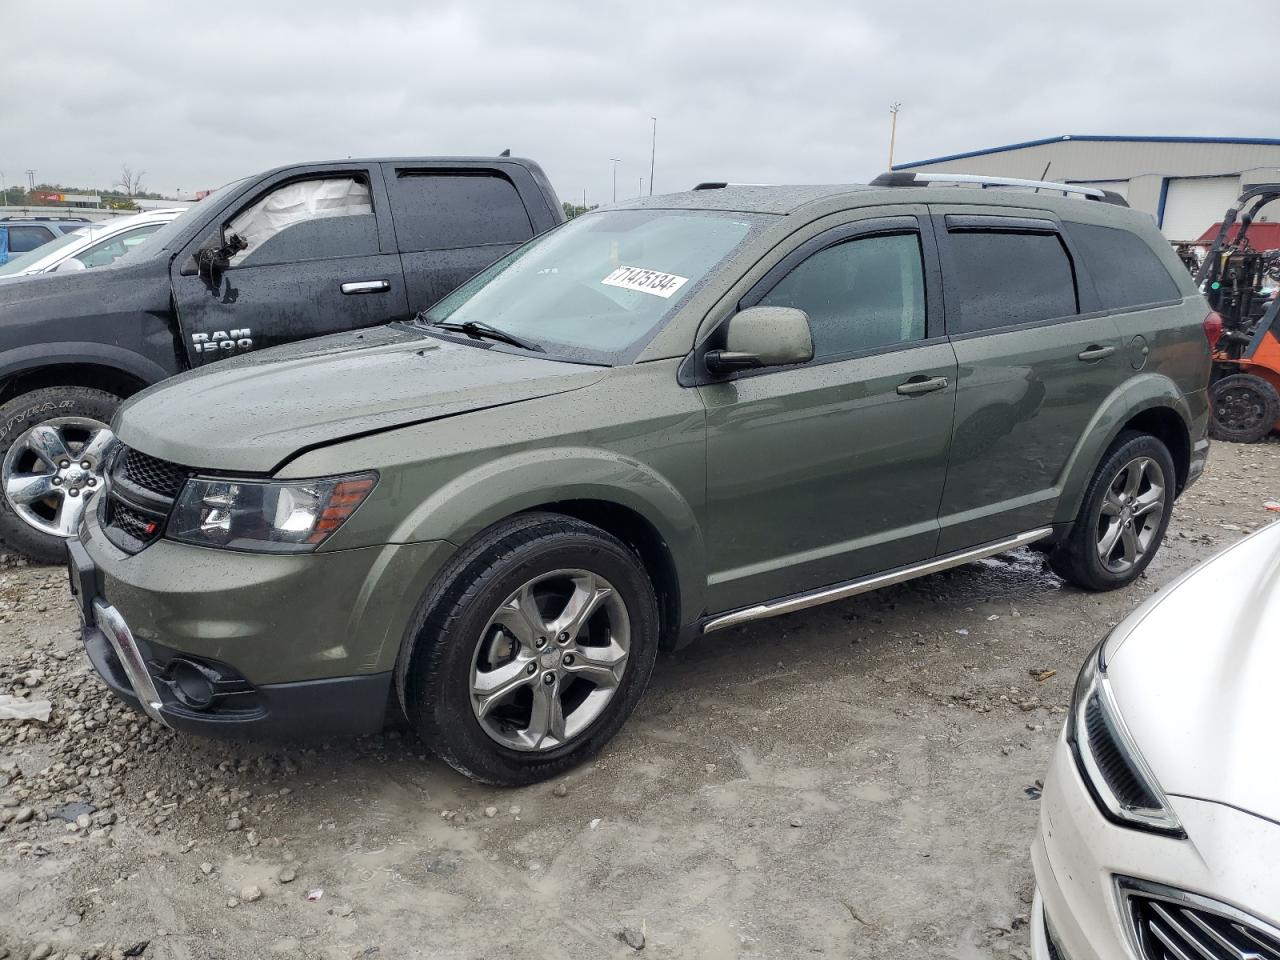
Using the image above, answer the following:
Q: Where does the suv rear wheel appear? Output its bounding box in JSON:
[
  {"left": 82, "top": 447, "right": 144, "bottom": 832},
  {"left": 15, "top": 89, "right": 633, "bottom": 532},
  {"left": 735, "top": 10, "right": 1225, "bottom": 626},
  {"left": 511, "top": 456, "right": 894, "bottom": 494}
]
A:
[
  {"left": 0, "top": 386, "right": 121, "bottom": 564},
  {"left": 1050, "top": 431, "right": 1176, "bottom": 592},
  {"left": 396, "top": 513, "right": 659, "bottom": 785}
]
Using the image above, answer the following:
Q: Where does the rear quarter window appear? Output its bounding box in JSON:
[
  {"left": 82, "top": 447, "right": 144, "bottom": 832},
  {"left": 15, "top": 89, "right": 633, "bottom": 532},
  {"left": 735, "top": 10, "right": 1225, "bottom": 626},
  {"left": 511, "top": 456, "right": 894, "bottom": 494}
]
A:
[
  {"left": 1064, "top": 221, "right": 1181, "bottom": 310},
  {"left": 946, "top": 230, "right": 1078, "bottom": 334},
  {"left": 389, "top": 171, "right": 534, "bottom": 252},
  {"left": 7, "top": 225, "right": 55, "bottom": 253}
]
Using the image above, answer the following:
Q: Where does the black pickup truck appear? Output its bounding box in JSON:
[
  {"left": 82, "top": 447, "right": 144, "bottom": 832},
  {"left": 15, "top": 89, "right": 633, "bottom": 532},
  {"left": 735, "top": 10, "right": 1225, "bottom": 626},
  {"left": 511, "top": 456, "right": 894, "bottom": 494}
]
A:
[{"left": 0, "top": 156, "right": 563, "bottom": 561}]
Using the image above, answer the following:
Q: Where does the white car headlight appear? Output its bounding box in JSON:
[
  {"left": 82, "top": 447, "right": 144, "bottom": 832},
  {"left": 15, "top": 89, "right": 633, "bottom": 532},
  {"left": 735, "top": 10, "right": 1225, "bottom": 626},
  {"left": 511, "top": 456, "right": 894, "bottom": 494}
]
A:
[
  {"left": 1067, "top": 643, "right": 1184, "bottom": 836},
  {"left": 167, "top": 473, "right": 377, "bottom": 553}
]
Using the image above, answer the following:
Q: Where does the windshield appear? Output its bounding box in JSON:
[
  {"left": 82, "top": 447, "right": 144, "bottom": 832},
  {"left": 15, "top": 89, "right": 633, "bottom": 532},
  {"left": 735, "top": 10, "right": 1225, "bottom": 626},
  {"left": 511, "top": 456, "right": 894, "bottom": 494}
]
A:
[
  {"left": 0, "top": 228, "right": 99, "bottom": 276},
  {"left": 145, "top": 177, "right": 250, "bottom": 251},
  {"left": 421, "top": 209, "right": 768, "bottom": 364}
]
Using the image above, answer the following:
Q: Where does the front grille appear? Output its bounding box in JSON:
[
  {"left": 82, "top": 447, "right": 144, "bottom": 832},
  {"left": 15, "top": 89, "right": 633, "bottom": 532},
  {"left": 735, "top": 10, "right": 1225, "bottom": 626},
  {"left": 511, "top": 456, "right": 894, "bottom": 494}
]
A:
[
  {"left": 1121, "top": 880, "right": 1280, "bottom": 960},
  {"left": 1084, "top": 694, "right": 1159, "bottom": 810},
  {"left": 123, "top": 448, "right": 188, "bottom": 497},
  {"left": 102, "top": 445, "right": 189, "bottom": 553},
  {"left": 111, "top": 501, "right": 161, "bottom": 542}
]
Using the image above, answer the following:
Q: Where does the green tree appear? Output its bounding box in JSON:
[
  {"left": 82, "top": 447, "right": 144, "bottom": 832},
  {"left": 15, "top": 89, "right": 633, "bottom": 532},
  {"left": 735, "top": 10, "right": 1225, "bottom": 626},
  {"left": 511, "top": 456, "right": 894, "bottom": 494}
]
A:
[{"left": 562, "top": 201, "right": 598, "bottom": 219}]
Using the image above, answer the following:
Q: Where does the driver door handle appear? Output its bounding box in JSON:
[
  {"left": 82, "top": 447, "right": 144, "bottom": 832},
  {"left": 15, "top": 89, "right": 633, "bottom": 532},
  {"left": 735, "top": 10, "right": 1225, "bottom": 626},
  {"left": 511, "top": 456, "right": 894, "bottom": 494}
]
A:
[
  {"left": 1077, "top": 345, "right": 1116, "bottom": 362},
  {"left": 896, "top": 375, "right": 950, "bottom": 396},
  {"left": 341, "top": 279, "right": 391, "bottom": 295}
]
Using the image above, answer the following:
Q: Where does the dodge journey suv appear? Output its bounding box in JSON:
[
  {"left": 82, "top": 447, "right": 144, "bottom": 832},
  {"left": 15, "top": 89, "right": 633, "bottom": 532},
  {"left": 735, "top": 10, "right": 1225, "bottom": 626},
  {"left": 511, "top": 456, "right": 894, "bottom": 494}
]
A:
[{"left": 67, "top": 174, "right": 1212, "bottom": 785}]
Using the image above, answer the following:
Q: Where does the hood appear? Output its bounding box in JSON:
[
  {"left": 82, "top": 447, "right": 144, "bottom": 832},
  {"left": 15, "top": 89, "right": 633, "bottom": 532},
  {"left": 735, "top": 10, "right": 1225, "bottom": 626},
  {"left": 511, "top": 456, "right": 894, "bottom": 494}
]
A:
[
  {"left": 116, "top": 325, "right": 608, "bottom": 472},
  {"left": 1105, "top": 521, "right": 1280, "bottom": 825}
]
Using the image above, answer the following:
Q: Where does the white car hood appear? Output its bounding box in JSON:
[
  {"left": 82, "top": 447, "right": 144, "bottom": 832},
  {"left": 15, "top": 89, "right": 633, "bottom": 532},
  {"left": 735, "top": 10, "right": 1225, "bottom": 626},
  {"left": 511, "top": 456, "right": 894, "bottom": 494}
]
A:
[{"left": 1105, "top": 521, "right": 1280, "bottom": 825}]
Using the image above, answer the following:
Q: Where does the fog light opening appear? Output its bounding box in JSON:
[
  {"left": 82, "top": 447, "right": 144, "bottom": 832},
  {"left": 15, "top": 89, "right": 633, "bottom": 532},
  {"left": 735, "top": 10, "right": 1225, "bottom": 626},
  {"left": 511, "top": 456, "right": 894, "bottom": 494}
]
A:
[{"left": 170, "top": 659, "right": 217, "bottom": 710}]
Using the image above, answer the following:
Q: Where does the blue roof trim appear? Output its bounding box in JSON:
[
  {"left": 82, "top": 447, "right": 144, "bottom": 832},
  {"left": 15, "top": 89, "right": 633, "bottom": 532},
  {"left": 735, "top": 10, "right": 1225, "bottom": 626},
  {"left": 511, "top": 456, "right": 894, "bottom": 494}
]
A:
[{"left": 892, "top": 135, "right": 1280, "bottom": 170}]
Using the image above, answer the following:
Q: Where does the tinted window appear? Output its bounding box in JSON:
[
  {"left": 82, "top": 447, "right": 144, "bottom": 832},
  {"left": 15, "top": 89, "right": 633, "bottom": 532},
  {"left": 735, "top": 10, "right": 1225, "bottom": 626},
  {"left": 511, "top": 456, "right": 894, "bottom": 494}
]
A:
[
  {"left": 1065, "top": 221, "right": 1181, "bottom": 310},
  {"left": 8, "top": 225, "right": 55, "bottom": 253},
  {"left": 946, "top": 230, "right": 1077, "bottom": 334},
  {"left": 227, "top": 177, "right": 376, "bottom": 267},
  {"left": 758, "top": 233, "right": 926, "bottom": 360},
  {"left": 391, "top": 171, "right": 533, "bottom": 252}
]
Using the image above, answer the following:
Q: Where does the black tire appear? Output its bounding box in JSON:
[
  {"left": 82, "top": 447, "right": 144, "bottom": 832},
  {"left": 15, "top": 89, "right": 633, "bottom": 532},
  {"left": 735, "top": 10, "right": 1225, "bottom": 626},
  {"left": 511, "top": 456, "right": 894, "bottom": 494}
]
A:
[
  {"left": 1209, "top": 373, "right": 1280, "bottom": 443},
  {"left": 395, "top": 512, "right": 660, "bottom": 786},
  {"left": 0, "top": 386, "right": 122, "bottom": 564},
  {"left": 1050, "top": 431, "right": 1177, "bottom": 592}
]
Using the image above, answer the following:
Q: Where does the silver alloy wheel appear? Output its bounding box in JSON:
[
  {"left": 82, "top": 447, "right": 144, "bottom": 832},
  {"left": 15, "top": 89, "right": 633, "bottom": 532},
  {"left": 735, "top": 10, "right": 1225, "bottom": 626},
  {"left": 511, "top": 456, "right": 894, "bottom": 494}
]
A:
[
  {"left": 1096, "top": 455, "right": 1165, "bottom": 574},
  {"left": 470, "top": 569, "right": 630, "bottom": 752},
  {"left": 2, "top": 417, "right": 114, "bottom": 539}
]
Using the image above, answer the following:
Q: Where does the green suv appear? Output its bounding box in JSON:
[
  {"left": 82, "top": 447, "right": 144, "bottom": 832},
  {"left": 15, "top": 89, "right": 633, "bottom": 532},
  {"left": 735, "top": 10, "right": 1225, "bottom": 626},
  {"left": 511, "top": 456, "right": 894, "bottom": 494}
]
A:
[{"left": 67, "top": 175, "right": 1212, "bottom": 784}]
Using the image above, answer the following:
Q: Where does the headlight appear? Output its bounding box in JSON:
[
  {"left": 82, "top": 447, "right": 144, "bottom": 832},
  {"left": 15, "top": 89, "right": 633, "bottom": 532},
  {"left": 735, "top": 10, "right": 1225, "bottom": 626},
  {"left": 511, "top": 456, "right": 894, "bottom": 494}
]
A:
[
  {"left": 1066, "top": 643, "right": 1184, "bottom": 836},
  {"left": 167, "top": 473, "right": 377, "bottom": 553}
]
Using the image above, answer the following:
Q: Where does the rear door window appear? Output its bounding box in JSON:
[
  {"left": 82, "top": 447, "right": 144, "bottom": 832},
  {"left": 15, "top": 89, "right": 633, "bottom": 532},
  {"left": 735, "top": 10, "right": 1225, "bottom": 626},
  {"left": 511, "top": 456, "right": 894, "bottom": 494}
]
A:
[
  {"left": 1064, "top": 221, "right": 1181, "bottom": 309},
  {"left": 945, "top": 229, "right": 1077, "bottom": 334},
  {"left": 388, "top": 171, "right": 533, "bottom": 252},
  {"left": 7, "top": 225, "right": 55, "bottom": 253}
]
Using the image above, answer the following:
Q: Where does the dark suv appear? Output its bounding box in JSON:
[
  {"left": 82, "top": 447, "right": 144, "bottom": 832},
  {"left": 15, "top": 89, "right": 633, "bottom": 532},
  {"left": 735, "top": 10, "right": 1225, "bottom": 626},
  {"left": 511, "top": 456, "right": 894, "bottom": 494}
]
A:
[
  {"left": 71, "top": 173, "right": 1212, "bottom": 784},
  {"left": 0, "top": 215, "right": 92, "bottom": 263}
]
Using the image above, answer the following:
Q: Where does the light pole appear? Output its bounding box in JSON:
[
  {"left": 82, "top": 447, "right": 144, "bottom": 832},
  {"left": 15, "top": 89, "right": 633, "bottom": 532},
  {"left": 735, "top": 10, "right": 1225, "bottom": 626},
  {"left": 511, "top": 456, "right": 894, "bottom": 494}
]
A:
[
  {"left": 610, "top": 158, "right": 621, "bottom": 203},
  {"left": 639, "top": 177, "right": 644, "bottom": 198},
  {"left": 888, "top": 103, "right": 902, "bottom": 169},
  {"left": 649, "top": 116, "right": 657, "bottom": 196}
]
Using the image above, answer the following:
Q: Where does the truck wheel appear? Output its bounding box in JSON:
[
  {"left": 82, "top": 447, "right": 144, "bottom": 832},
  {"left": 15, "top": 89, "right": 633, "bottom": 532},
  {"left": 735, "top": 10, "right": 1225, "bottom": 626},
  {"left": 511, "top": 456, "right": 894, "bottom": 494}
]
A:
[
  {"left": 1209, "top": 373, "right": 1280, "bottom": 443},
  {"left": 396, "top": 512, "right": 659, "bottom": 785},
  {"left": 0, "top": 386, "right": 121, "bottom": 564},
  {"left": 1050, "top": 431, "right": 1176, "bottom": 592}
]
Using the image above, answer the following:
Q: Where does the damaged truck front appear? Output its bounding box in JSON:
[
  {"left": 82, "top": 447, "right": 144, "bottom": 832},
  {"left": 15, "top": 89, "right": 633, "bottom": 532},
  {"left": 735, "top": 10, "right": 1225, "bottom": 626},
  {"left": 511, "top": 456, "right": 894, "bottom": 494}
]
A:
[{"left": 0, "top": 156, "right": 564, "bottom": 562}]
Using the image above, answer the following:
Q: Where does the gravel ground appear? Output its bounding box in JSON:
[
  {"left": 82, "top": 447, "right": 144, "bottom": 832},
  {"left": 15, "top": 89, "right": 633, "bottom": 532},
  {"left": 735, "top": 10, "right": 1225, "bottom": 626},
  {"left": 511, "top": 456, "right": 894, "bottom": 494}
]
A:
[{"left": 1, "top": 437, "right": 1277, "bottom": 960}]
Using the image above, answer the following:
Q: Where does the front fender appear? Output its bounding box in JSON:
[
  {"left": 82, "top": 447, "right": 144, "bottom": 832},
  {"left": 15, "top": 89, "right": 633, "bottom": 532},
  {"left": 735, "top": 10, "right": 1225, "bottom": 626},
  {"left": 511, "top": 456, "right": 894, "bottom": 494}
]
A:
[
  {"left": 1053, "top": 373, "right": 1194, "bottom": 525},
  {"left": 0, "top": 342, "right": 174, "bottom": 391},
  {"left": 390, "top": 447, "right": 707, "bottom": 626}
]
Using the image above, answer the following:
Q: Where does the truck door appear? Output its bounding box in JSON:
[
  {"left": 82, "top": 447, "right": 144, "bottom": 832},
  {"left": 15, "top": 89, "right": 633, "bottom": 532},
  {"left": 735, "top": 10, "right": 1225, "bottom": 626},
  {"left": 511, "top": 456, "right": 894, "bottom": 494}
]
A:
[
  {"left": 170, "top": 165, "right": 410, "bottom": 366},
  {"left": 381, "top": 163, "right": 536, "bottom": 314}
]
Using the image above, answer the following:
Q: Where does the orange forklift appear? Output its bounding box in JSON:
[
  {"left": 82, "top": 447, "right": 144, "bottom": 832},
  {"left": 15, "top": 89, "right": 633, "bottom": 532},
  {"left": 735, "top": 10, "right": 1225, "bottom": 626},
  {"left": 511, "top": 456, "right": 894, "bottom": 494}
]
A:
[{"left": 1197, "top": 184, "right": 1280, "bottom": 443}]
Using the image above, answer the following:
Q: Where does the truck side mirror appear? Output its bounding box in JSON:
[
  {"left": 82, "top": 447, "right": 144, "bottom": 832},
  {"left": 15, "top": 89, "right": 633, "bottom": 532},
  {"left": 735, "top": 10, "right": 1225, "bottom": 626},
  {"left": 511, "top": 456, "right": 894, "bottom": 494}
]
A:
[{"left": 705, "top": 306, "right": 814, "bottom": 375}]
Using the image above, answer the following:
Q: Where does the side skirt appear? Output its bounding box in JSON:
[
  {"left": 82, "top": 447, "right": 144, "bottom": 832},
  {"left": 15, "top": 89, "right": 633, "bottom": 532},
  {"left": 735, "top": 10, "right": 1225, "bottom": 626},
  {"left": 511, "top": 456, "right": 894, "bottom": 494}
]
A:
[{"left": 701, "top": 527, "right": 1053, "bottom": 634}]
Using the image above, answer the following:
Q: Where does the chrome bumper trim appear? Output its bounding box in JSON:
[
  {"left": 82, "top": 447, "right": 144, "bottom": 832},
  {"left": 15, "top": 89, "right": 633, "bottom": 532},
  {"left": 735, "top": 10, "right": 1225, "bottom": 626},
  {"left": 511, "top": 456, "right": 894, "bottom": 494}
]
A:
[
  {"left": 704, "top": 527, "right": 1054, "bottom": 633},
  {"left": 93, "top": 598, "right": 169, "bottom": 727}
]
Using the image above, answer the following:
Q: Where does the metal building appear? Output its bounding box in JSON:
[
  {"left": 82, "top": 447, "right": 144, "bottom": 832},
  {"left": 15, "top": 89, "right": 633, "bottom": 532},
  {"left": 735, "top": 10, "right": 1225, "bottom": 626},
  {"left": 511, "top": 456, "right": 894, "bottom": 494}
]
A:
[{"left": 892, "top": 135, "right": 1280, "bottom": 242}]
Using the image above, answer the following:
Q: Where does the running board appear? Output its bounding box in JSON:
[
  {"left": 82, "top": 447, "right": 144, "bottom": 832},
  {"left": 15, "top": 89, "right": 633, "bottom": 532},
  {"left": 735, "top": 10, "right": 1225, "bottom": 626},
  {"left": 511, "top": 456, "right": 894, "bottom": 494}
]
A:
[{"left": 702, "top": 527, "right": 1053, "bottom": 633}]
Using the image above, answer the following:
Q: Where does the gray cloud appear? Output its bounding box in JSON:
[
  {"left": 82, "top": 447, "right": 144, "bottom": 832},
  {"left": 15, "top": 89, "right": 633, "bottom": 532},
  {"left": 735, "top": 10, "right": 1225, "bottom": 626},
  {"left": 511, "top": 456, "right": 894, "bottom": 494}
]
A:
[{"left": 4, "top": 0, "right": 1278, "bottom": 204}]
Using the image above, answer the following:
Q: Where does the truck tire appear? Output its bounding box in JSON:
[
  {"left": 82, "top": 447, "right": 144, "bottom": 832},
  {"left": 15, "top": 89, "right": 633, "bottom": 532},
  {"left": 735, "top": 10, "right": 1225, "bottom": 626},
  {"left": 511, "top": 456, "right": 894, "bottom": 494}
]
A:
[
  {"left": 0, "top": 386, "right": 122, "bottom": 564},
  {"left": 1050, "top": 431, "right": 1176, "bottom": 592},
  {"left": 396, "top": 512, "right": 659, "bottom": 786},
  {"left": 1209, "top": 373, "right": 1280, "bottom": 443}
]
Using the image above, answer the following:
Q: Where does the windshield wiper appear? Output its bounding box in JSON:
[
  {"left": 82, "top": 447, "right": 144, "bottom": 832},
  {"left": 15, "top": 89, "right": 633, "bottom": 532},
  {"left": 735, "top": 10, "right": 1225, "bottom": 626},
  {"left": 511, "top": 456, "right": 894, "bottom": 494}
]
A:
[{"left": 424, "top": 318, "right": 544, "bottom": 353}]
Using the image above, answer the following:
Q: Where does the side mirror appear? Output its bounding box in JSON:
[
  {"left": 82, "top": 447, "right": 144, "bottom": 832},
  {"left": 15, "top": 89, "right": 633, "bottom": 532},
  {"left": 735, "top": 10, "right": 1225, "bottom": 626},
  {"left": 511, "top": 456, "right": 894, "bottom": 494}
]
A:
[
  {"left": 705, "top": 306, "right": 814, "bottom": 375},
  {"left": 52, "top": 258, "right": 87, "bottom": 273}
]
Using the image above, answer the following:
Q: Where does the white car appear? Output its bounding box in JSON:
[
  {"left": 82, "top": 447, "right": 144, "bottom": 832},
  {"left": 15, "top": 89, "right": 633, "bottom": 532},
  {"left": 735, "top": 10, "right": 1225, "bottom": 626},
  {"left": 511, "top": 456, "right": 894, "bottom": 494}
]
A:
[
  {"left": 0, "top": 208, "right": 187, "bottom": 280},
  {"left": 1032, "top": 520, "right": 1280, "bottom": 960}
]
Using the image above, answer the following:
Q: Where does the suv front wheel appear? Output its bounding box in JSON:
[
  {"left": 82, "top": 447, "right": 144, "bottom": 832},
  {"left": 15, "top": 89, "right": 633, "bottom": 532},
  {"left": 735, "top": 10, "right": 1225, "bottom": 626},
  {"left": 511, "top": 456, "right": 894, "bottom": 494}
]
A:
[
  {"left": 396, "top": 513, "right": 660, "bottom": 785},
  {"left": 1050, "top": 431, "right": 1176, "bottom": 591}
]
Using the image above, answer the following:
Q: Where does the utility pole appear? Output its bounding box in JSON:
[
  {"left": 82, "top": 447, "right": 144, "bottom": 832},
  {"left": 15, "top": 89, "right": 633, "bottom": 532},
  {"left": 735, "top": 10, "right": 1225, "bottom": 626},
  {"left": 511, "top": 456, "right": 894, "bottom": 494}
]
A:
[
  {"left": 24, "top": 169, "right": 36, "bottom": 191},
  {"left": 649, "top": 116, "right": 657, "bottom": 196},
  {"left": 888, "top": 103, "right": 901, "bottom": 169},
  {"left": 610, "top": 158, "right": 621, "bottom": 203}
]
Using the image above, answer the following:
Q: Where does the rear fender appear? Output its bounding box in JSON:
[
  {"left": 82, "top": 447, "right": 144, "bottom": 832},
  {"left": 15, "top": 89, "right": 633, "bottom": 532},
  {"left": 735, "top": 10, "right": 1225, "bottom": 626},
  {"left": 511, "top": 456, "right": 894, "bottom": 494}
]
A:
[{"left": 1053, "top": 374, "right": 1194, "bottom": 525}]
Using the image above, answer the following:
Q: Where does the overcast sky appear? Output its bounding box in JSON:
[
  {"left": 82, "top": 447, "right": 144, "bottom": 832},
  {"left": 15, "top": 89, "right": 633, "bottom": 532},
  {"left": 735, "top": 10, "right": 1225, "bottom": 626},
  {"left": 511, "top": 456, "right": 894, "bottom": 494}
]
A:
[{"left": 6, "top": 0, "right": 1279, "bottom": 205}]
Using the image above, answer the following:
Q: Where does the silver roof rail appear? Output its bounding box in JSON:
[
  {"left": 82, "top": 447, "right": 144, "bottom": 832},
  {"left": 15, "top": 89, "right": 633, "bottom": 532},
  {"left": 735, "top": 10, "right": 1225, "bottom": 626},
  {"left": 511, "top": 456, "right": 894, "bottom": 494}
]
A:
[{"left": 870, "top": 171, "right": 1128, "bottom": 206}]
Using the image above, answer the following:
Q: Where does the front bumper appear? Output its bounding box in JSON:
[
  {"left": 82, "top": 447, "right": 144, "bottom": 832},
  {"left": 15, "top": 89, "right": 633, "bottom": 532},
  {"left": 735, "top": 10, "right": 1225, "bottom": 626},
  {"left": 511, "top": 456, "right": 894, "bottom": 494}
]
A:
[
  {"left": 68, "top": 507, "right": 455, "bottom": 738},
  {"left": 1031, "top": 727, "right": 1280, "bottom": 960}
]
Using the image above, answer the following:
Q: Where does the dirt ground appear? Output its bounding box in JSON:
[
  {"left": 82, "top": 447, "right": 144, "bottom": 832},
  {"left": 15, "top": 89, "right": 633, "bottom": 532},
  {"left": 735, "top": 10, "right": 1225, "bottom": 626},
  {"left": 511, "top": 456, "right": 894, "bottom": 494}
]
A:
[{"left": 1, "top": 438, "right": 1277, "bottom": 960}]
